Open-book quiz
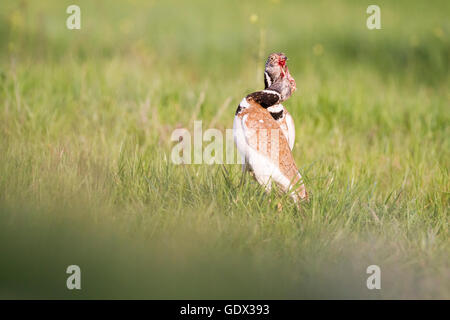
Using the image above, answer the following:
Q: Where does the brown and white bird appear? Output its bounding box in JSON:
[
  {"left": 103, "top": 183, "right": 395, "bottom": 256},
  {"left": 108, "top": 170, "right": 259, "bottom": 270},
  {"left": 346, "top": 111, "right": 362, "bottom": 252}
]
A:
[
  {"left": 233, "top": 53, "right": 308, "bottom": 204},
  {"left": 264, "top": 53, "right": 296, "bottom": 150}
]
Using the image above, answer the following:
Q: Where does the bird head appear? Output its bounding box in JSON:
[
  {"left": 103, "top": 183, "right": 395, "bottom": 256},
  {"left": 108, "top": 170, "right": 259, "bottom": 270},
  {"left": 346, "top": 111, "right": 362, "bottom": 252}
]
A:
[{"left": 264, "top": 53, "right": 297, "bottom": 101}]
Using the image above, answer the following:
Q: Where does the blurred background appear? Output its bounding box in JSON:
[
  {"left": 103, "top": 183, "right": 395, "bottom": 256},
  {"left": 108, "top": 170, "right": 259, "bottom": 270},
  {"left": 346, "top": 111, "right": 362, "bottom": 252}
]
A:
[{"left": 0, "top": 0, "right": 448, "bottom": 299}]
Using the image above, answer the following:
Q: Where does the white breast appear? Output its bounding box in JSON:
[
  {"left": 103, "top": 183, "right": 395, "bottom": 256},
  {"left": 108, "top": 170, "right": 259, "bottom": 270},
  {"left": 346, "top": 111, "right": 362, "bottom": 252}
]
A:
[
  {"left": 268, "top": 104, "right": 296, "bottom": 151},
  {"left": 284, "top": 110, "right": 296, "bottom": 150}
]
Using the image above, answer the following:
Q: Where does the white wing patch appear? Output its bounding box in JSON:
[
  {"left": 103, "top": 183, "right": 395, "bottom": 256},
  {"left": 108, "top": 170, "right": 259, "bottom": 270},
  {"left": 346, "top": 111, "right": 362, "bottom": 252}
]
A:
[
  {"left": 239, "top": 98, "right": 250, "bottom": 109},
  {"left": 233, "top": 114, "right": 249, "bottom": 169}
]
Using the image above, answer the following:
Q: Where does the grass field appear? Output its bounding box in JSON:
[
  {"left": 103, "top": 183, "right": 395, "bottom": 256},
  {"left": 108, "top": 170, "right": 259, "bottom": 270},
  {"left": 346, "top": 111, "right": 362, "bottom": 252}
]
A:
[{"left": 0, "top": 0, "right": 448, "bottom": 299}]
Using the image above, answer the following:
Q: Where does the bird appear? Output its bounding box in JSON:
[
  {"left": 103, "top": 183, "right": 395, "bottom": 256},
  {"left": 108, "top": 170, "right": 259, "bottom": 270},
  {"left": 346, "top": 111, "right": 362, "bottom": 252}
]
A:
[
  {"left": 264, "top": 53, "right": 296, "bottom": 151},
  {"left": 233, "top": 53, "right": 308, "bottom": 204}
]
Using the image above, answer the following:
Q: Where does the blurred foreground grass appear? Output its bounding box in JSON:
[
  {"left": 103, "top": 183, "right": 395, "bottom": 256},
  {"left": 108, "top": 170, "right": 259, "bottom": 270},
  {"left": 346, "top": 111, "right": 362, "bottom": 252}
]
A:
[{"left": 0, "top": 0, "right": 449, "bottom": 298}]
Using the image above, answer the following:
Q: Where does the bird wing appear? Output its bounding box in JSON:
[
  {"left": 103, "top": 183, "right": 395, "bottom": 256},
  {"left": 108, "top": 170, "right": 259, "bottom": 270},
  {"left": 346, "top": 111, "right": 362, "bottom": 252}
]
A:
[
  {"left": 235, "top": 100, "right": 300, "bottom": 185},
  {"left": 234, "top": 98, "right": 307, "bottom": 200}
]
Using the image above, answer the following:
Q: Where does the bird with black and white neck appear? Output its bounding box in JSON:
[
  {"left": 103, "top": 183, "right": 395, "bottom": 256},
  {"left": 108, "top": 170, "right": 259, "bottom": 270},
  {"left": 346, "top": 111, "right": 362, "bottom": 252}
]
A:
[{"left": 233, "top": 52, "right": 308, "bottom": 205}]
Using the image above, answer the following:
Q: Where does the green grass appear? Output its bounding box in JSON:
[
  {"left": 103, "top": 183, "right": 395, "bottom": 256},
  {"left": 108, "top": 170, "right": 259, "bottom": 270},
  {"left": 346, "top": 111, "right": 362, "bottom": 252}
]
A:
[{"left": 0, "top": 0, "right": 448, "bottom": 299}]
